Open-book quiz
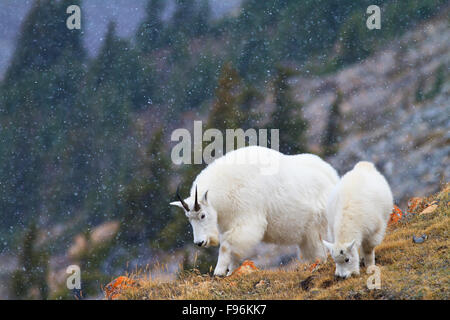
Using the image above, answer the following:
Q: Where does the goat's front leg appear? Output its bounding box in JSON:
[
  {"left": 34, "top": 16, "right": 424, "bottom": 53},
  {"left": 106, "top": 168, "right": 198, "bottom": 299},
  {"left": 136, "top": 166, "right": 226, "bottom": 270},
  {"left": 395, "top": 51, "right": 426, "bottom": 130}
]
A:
[
  {"left": 215, "top": 218, "right": 265, "bottom": 276},
  {"left": 226, "top": 258, "right": 240, "bottom": 276},
  {"left": 214, "top": 242, "right": 232, "bottom": 276}
]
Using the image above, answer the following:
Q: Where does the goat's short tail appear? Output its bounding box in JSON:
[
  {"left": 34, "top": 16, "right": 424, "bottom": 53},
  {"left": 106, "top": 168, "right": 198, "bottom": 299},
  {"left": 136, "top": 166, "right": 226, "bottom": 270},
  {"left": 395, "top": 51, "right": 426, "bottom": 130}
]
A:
[{"left": 354, "top": 161, "right": 375, "bottom": 170}]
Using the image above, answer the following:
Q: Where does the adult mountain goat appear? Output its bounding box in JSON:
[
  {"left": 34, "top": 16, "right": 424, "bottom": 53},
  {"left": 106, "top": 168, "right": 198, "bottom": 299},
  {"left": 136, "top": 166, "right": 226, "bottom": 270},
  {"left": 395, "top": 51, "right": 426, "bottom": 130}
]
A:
[
  {"left": 170, "top": 146, "right": 339, "bottom": 276},
  {"left": 323, "top": 161, "right": 393, "bottom": 279}
]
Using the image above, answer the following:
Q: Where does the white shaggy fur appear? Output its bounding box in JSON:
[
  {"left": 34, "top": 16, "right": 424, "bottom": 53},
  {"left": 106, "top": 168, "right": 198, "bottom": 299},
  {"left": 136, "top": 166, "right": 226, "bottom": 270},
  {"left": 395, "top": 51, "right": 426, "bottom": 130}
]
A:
[
  {"left": 323, "top": 161, "right": 394, "bottom": 279},
  {"left": 170, "top": 146, "right": 339, "bottom": 276}
]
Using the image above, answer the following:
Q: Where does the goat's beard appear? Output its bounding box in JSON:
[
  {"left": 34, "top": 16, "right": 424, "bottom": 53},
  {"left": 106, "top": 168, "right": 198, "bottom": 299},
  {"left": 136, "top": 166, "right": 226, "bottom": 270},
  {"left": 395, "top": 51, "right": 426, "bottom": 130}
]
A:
[{"left": 208, "top": 235, "right": 219, "bottom": 247}]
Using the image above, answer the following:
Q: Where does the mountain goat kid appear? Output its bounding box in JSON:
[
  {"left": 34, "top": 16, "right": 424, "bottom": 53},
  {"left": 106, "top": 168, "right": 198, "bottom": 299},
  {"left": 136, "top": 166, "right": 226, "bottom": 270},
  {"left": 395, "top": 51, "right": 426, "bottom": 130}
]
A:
[
  {"left": 323, "top": 161, "right": 393, "bottom": 279},
  {"left": 170, "top": 146, "right": 339, "bottom": 276}
]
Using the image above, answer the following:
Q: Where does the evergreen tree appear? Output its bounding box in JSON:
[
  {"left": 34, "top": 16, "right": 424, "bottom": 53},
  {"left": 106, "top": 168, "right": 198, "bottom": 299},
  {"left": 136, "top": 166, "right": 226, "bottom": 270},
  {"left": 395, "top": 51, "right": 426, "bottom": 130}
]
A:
[
  {"left": 234, "top": 0, "right": 277, "bottom": 81},
  {"left": 3, "top": 0, "right": 85, "bottom": 87},
  {"left": 0, "top": 0, "right": 86, "bottom": 238},
  {"left": 11, "top": 222, "right": 49, "bottom": 300},
  {"left": 75, "top": 22, "right": 138, "bottom": 224},
  {"left": 208, "top": 62, "right": 246, "bottom": 130},
  {"left": 322, "top": 91, "right": 343, "bottom": 157},
  {"left": 268, "top": 66, "right": 308, "bottom": 154},
  {"left": 120, "top": 128, "right": 172, "bottom": 245},
  {"left": 89, "top": 22, "right": 156, "bottom": 111},
  {"left": 50, "top": 225, "right": 118, "bottom": 300},
  {"left": 193, "top": 0, "right": 211, "bottom": 37},
  {"left": 337, "top": 12, "right": 373, "bottom": 65},
  {"left": 237, "top": 83, "right": 263, "bottom": 129},
  {"left": 171, "top": 0, "right": 198, "bottom": 38},
  {"left": 136, "top": 0, "right": 166, "bottom": 52},
  {"left": 167, "top": 54, "right": 221, "bottom": 112}
]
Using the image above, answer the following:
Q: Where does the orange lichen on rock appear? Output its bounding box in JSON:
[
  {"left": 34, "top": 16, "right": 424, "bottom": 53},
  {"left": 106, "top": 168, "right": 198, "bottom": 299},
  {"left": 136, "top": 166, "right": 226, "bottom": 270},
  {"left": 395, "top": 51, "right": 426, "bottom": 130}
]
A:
[
  {"left": 407, "top": 197, "right": 425, "bottom": 214},
  {"left": 104, "top": 276, "right": 137, "bottom": 300},
  {"left": 388, "top": 205, "right": 403, "bottom": 225},
  {"left": 309, "top": 259, "right": 321, "bottom": 272},
  {"left": 231, "top": 260, "right": 259, "bottom": 277}
]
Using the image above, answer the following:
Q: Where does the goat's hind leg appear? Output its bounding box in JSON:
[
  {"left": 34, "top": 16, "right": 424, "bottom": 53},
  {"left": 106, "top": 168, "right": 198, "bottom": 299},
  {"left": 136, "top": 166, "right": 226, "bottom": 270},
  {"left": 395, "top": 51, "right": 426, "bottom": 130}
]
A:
[
  {"left": 299, "top": 233, "right": 328, "bottom": 262},
  {"left": 363, "top": 230, "right": 384, "bottom": 267}
]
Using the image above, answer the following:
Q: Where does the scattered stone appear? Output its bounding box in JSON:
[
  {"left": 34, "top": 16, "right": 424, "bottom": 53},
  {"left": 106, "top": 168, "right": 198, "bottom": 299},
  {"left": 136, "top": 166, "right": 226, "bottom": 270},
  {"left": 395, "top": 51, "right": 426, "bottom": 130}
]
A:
[
  {"left": 420, "top": 203, "right": 438, "bottom": 215},
  {"left": 300, "top": 276, "right": 315, "bottom": 291},
  {"left": 412, "top": 234, "right": 428, "bottom": 244},
  {"left": 104, "top": 276, "right": 137, "bottom": 300},
  {"left": 231, "top": 260, "right": 259, "bottom": 277},
  {"left": 320, "top": 279, "right": 334, "bottom": 288},
  {"left": 309, "top": 289, "right": 320, "bottom": 296}
]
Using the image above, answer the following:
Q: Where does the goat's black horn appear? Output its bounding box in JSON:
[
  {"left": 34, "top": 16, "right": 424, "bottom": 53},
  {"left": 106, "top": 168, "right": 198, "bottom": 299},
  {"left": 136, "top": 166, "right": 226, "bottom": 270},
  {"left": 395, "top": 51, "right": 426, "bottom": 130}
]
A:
[
  {"left": 194, "top": 186, "right": 200, "bottom": 211},
  {"left": 176, "top": 186, "right": 190, "bottom": 211}
]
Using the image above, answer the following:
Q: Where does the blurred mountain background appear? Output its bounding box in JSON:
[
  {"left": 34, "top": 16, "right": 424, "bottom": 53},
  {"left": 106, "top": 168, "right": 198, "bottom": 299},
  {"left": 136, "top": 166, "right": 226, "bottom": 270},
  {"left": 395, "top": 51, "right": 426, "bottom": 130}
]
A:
[{"left": 0, "top": 0, "right": 448, "bottom": 299}]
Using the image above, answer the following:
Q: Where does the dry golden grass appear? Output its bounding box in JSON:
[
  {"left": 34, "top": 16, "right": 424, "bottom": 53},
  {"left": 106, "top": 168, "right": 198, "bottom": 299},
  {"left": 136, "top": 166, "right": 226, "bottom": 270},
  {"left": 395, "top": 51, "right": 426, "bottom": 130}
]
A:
[{"left": 118, "top": 185, "right": 449, "bottom": 300}]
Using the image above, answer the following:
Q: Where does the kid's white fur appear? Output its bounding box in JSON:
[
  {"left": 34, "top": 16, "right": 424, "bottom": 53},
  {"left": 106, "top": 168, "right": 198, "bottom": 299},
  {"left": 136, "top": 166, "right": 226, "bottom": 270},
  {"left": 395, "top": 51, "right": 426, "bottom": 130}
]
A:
[{"left": 323, "top": 161, "right": 394, "bottom": 279}]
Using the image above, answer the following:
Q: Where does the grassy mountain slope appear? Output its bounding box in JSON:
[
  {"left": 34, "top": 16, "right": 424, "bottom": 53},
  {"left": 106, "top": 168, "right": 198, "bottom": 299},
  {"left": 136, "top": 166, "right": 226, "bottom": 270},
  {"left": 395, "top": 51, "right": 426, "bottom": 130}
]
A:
[{"left": 115, "top": 185, "right": 449, "bottom": 300}]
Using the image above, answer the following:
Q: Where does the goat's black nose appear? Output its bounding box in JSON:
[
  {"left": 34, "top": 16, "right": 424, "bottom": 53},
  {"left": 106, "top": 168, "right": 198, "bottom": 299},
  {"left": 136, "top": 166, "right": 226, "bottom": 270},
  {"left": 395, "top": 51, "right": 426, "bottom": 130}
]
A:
[{"left": 196, "top": 241, "right": 204, "bottom": 247}]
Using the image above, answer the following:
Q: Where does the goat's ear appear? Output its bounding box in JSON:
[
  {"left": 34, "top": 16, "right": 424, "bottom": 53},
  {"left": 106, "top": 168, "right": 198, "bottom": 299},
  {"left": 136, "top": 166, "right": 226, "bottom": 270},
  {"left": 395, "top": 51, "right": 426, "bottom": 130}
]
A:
[
  {"left": 345, "top": 240, "right": 356, "bottom": 251},
  {"left": 170, "top": 201, "right": 185, "bottom": 209},
  {"left": 201, "top": 190, "right": 209, "bottom": 205},
  {"left": 322, "top": 240, "right": 334, "bottom": 252}
]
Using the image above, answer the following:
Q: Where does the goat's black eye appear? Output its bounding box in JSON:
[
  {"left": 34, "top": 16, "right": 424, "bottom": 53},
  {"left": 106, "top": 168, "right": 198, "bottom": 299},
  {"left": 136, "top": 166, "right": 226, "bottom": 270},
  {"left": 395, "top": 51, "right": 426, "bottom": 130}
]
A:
[
  {"left": 345, "top": 258, "right": 349, "bottom": 263},
  {"left": 201, "top": 214, "right": 205, "bottom": 219}
]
